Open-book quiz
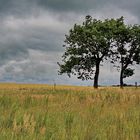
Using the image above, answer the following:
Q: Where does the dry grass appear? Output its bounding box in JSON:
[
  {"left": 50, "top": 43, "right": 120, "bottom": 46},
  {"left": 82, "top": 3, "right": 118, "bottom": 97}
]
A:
[{"left": 0, "top": 83, "right": 139, "bottom": 140}]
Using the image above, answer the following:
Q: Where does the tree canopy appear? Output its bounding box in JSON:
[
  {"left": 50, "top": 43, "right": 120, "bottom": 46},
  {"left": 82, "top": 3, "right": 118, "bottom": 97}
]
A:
[
  {"left": 58, "top": 16, "right": 125, "bottom": 88},
  {"left": 58, "top": 15, "right": 140, "bottom": 88},
  {"left": 111, "top": 18, "right": 140, "bottom": 88}
]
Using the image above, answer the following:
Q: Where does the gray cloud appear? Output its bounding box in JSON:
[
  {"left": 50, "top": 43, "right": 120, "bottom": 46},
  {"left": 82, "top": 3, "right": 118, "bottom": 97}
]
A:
[
  {"left": 0, "top": 50, "right": 60, "bottom": 82},
  {"left": 0, "top": 0, "right": 103, "bottom": 16},
  {"left": 37, "top": 0, "right": 104, "bottom": 12},
  {"left": 0, "top": 0, "right": 140, "bottom": 20},
  {"left": 0, "top": 13, "right": 69, "bottom": 65},
  {"left": 0, "top": 0, "right": 140, "bottom": 85},
  {"left": 0, "top": 0, "right": 140, "bottom": 23},
  {"left": 34, "top": 0, "right": 140, "bottom": 21}
]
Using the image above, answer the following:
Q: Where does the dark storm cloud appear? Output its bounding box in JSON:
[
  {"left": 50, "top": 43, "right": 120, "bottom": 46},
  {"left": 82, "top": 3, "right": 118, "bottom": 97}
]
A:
[
  {"left": 33, "top": 0, "right": 140, "bottom": 20},
  {"left": 37, "top": 0, "right": 104, "bottom": 12},
  {"left": 0, "top": 0, "right": 103, "bottom": 16},
  {"left": 0, "top": 45, "right": 28, "bottom": 65},
  {"left": 0, "top": 0, "right": 140, "bottom": 24},
  {"left": 110, "top": 0, "right": 140, "bottom": 20},
  {"left": 0, "top": 0, "right": 139, "bottom": 84},
  {"left": 36, "top": 0, "right": 140, "bottom": 21},
  {"left": 0, "top": 0, "right": 139, "bottom": 19},
  {"left": 0, "top": 13, "right": 68, "bottom": 64},
  {"left": 0, "top": 0, "right": 39, "bottom": 18}
]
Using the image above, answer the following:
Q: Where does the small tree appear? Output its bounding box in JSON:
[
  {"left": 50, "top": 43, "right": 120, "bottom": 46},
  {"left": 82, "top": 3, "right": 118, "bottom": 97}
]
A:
[
  {"left": 111, "top": 18, "right": 140, "bottom": 88},
  {"left": 58, "top": 16, "right": 122, "bottom": 88}
]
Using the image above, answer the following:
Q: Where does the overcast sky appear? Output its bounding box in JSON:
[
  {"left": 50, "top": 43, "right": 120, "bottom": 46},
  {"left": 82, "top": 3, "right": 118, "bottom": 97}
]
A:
[{"left": 0, "top": 0, "right": 140, "bottom": 86}]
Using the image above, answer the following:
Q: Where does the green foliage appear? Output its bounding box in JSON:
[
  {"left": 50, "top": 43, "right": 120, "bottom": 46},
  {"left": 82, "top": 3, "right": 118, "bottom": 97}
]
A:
[
  {"left": 109, "top": 18, "right": 140, "bottom": 87},
  {"left": 123, "top": 68, "right": 134, "bottom": 78},
  {"left": 59, "top": 15, "right": 126, "bottom": 88},
  {"left": 58, "top": 16, "right": 140, "bottom": 88}
]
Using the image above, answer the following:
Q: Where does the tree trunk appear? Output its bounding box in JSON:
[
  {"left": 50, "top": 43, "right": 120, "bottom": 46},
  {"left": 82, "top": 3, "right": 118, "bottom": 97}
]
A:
[
  {"left": 94, "top": 62, "right": 100, "bottom": 89},
  {"left": 120, "top": 69, "right": 124, "bottom": 89},
  {"left": 120, "top": 56, "right": 124, "bottom": 89}
]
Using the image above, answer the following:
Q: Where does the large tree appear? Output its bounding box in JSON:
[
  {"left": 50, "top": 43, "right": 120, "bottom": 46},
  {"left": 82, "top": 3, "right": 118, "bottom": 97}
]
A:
[
  {"left": 111, "top": 17, "right": 140, "bottom": 88},
  {"left": 58, "top": 16, "right": 122, "bottom": 88}
]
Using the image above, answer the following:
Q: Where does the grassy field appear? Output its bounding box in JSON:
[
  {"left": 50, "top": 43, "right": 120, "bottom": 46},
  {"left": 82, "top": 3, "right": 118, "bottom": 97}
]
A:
[{"left": 0, "top": 83, "right": 139, "bottom": 140}]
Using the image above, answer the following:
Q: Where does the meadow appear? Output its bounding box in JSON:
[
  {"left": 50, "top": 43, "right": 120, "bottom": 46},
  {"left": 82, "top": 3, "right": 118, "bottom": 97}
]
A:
[{"left": 0, "top": 83, "right": 139, "bottom": 140}]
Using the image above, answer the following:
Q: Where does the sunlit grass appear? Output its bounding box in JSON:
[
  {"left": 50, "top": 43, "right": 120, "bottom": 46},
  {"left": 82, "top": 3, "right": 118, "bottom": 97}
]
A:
[{"left": 0, "top": 83, "right": 139, "bottom": 140}]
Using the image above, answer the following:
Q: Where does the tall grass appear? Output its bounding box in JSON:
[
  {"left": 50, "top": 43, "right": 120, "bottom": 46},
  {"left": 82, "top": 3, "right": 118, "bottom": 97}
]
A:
[{"left": 0, "top": 83, "right": 139, "bottom": 140}]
